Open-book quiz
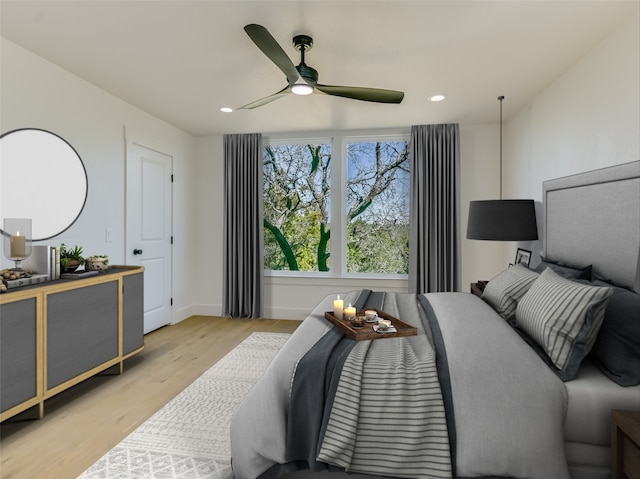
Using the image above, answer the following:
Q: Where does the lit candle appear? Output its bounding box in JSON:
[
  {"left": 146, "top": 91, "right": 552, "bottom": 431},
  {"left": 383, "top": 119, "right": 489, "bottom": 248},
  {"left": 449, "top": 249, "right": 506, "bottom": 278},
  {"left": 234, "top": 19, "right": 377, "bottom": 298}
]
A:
[
  {"left": 344, "top": 303, "right": 356, "bottom": 320},
  {"left": 333, "top": 295, "right": 344, "bottom": 320},
  {"left": 10, "top": 232, "right": 26, "bottom": 258}
]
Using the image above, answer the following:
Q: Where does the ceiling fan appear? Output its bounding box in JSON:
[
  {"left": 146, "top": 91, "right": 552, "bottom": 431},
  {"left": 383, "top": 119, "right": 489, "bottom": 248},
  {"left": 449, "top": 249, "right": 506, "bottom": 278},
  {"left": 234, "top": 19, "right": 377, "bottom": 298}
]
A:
[{"left": 238, "top": 24, "right": 405, "bottom": 109}]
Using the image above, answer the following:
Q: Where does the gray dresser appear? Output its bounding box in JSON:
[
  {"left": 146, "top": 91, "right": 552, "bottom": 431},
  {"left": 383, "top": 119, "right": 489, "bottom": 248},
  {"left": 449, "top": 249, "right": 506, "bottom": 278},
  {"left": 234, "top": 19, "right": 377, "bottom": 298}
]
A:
[{"left": 0, "top": 266, "right": 144, "bottom": 422}]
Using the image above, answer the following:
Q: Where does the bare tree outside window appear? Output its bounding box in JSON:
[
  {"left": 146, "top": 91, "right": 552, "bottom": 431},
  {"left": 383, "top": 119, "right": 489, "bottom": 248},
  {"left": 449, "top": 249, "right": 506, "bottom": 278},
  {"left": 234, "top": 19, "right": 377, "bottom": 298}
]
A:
[
  {"left": 263, "top": 143, "right": 332, "bottom": 271},
  {"left": 346, "top": 141, "right": 410, "bottom": 274},
  {"left": 263, "top": 139, "right": 409, "bottom": 275}
]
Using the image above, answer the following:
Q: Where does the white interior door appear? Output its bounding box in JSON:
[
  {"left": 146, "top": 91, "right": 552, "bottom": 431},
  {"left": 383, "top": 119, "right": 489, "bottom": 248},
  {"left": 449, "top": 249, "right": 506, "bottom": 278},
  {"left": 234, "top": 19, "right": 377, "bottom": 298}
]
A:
[{"left": 126, "top": 142, "right": 173, "bottom": 334}]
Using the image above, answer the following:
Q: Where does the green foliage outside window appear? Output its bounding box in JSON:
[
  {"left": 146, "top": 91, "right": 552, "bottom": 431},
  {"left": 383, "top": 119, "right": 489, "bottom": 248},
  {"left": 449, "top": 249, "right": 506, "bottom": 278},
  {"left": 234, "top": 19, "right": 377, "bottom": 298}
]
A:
[
  {"left": 263, "top": 139, "right": 409, "bottom": 275},
  {"left": 263, "top": 143, "right": 331, "bottom": 271}
]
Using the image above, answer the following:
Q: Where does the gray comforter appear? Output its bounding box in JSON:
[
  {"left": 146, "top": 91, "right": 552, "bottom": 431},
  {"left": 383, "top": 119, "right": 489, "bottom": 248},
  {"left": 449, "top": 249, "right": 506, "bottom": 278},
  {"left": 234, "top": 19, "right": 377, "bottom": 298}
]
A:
[{"left": 230, "top": 291, "right": 569, "bottom": 479}]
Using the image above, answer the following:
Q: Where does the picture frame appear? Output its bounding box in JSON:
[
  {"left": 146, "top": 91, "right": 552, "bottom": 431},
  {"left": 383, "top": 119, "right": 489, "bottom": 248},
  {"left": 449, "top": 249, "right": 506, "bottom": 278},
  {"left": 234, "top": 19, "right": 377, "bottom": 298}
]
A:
[{"left": 514, "top": 248, "right": 532, "bottom": 266}]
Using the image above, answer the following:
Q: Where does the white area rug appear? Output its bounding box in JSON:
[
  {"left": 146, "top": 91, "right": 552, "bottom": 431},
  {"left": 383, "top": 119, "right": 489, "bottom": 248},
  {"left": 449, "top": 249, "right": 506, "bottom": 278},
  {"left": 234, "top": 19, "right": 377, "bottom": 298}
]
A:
[{"left": 78, "top": 332, "right": 291, "bottom": 479}]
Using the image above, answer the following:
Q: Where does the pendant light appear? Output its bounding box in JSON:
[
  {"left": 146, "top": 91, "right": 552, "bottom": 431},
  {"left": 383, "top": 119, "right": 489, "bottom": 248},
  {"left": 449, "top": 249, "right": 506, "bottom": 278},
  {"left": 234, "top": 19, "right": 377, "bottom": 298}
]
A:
[{"left": 466, "top": 96, "right": 538, "bottom": 241}]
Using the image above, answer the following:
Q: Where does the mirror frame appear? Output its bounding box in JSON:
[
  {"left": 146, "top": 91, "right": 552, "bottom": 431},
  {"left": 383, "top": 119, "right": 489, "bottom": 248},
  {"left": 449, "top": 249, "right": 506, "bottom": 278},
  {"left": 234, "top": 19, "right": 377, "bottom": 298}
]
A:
[{"left": 0, "top": 128, "right": 88, "bottom": 241}]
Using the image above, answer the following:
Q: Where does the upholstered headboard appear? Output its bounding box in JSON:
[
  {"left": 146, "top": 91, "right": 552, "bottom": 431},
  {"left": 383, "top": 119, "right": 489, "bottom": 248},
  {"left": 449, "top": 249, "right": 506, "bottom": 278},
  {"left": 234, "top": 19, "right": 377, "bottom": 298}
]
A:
[{"left": 543, "top": 161, "right": 640, "bottom": 293}]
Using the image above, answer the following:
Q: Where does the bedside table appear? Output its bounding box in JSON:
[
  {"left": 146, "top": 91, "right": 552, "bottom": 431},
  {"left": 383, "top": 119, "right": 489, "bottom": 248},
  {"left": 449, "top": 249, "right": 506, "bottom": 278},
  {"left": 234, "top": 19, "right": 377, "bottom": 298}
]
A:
[
  {"left": 470, "top": 282, "right": 485, "bottom": 298},
  {"left": 611, "top": 409, "right": 640, "bottom": 479}
]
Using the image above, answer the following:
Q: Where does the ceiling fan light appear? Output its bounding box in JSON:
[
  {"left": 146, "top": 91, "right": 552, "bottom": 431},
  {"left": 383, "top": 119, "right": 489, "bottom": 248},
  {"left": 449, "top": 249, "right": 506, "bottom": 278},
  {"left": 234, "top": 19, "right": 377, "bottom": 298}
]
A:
[
  {"left": 291, "top": 82, "right": 314, "bottom": 95},
  {"left": 429, "top": 94, "right": 447, "bottom": 102}
]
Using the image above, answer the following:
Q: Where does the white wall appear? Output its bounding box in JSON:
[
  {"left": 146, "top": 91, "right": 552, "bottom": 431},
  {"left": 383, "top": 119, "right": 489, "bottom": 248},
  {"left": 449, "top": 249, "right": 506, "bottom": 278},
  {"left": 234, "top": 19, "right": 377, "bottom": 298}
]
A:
[
  {"left": 192, "top": 135, "right": 225, "bottom": 316},
  {"left": 0, "top": 38, "right": 199, "bottom": 324},
  {"left": 504, "top": 14, "right": 639, "bottom": 267}
]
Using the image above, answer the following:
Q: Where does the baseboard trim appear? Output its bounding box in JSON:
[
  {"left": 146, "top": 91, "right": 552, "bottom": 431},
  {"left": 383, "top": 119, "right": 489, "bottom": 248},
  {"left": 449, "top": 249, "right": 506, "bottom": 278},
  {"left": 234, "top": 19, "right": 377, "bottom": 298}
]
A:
[{"left": 188, "top": 303, "right": 307, "bottom": 321}]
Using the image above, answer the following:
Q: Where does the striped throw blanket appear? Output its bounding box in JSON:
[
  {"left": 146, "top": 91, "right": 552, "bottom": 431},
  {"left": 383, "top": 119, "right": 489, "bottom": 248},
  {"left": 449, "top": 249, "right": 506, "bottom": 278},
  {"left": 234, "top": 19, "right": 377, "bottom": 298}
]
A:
[
  {"left": 315, "top": 292, "right": 451, "bottom": 479},
  {"left": 317, "top": 339, "right": 451, "bottom": 478}
]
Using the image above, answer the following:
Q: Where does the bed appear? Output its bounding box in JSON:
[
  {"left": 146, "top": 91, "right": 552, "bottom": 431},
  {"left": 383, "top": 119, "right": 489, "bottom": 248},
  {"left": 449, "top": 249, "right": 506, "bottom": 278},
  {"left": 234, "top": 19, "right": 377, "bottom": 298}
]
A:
[{"left": 231, "top": 161, "right": 640, "bottom": 479}]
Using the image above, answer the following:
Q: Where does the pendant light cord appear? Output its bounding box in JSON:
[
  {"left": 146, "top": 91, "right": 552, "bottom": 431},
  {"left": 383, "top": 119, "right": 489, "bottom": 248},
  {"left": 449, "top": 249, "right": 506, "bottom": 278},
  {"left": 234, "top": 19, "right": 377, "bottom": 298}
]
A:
[{"left": 498, "top": 95, "right": 504, "bottom": 200}]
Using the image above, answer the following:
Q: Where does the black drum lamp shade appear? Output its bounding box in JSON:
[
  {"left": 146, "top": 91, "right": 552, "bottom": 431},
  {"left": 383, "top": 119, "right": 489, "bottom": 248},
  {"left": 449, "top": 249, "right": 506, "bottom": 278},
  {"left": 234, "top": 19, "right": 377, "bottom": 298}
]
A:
[
  {"left": 467, "top": 96, "right": 538, "bottom": 241},
  {"left": 467, "top": 199, "right": 538, "bottom": 240}
]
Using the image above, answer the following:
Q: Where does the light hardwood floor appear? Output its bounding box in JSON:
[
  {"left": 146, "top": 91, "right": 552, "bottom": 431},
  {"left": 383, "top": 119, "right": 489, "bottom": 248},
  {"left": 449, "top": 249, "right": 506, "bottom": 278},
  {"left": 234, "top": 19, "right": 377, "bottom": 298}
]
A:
[{"left": 0, "top": 315, "right": 301, "bottom": 479}]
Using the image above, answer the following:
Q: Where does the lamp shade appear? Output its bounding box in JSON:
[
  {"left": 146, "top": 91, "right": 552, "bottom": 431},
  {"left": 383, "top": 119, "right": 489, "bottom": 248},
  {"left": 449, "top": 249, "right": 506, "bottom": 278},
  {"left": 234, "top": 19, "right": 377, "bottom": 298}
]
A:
[{"left": 467, "top": 199, "right": 538, "bottom": 241}]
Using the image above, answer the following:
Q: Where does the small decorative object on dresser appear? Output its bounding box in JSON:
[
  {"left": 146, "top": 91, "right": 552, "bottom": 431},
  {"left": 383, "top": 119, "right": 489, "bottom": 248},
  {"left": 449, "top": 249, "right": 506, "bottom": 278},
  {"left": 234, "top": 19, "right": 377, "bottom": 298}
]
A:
[
  {"left": 2, "top": 218, "right": 32, "bottom": 270},
  {"left": 59, "top": 243, "right": 84, "bottom": 272},
  {"left": 85, "top": 255, "right": 109, "bottom": 272},
  {"left": 611, "top": 409, "right": 640, "bottom": 479}
]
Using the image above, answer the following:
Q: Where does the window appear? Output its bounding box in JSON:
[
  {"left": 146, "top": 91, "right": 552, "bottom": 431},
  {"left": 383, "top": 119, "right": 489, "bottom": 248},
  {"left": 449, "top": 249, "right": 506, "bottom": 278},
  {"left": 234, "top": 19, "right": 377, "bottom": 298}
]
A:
[
  {"left": 346, "top": 140, "right": 410, "bottom": 274},
  {"left": 263, "top": 134, "right": 409, "bottom": 277},
  {"left": 263, "top": 142, "right": 332, "bottom": 272}
]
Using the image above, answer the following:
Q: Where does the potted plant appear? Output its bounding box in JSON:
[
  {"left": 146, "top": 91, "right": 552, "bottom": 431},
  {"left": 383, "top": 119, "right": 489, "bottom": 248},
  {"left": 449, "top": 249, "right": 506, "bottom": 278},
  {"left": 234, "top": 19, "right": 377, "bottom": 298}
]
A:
[
  {"left": 85, "top": 254, "right": 109, "bottom": 273},
  {"left": 60, "top": 243, "right": 85, "bottom": 272}
]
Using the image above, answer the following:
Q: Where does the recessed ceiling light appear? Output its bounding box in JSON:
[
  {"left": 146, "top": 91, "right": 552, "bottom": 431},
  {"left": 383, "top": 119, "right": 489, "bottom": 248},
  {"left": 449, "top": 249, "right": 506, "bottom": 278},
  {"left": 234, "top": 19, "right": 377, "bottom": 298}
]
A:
[
  {"left": 220, "top": 107, "right": 233, "bottom": 113},
  {"left": 429, "top": 94, "right": 447, "bottom": 102}
]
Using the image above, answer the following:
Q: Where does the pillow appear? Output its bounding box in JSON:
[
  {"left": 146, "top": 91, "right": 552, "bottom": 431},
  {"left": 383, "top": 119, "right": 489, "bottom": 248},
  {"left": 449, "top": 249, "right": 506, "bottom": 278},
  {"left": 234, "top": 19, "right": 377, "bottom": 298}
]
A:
[
  {"left": 589, "top": 280, "right": 640, "bottom": 386},
  {"left": 532, "top": 257, "right": 592, "bottom": 281},
  {"left": 516, "top": 268, "right": 612, "bottom": 381},
  {"left": 482, "top": 264, "right": 540, "bottom": 321}
]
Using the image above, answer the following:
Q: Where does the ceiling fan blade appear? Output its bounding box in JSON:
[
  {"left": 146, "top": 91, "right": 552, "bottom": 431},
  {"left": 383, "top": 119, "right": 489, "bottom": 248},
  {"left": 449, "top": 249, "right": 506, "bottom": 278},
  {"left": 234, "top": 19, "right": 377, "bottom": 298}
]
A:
[
  {"left": 238, "top": 86, "right": 291, "bottom": 110},
  {"left": 244, "top": 24, "right": 299, "bottom": 84},
  {"left": 315, "top": 84, "right": 404, "bottom": 104}
]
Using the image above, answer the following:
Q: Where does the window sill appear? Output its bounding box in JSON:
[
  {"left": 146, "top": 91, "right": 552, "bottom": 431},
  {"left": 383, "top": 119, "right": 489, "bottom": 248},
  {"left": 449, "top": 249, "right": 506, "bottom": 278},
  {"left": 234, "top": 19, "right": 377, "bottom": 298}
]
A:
[{"left": 264, "top": 274, "right": 408, "bottom": 290}]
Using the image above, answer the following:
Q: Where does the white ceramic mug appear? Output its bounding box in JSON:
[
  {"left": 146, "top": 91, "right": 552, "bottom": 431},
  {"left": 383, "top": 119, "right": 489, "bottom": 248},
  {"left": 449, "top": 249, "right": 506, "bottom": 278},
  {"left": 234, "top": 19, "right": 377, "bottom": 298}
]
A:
[
  {"left": 364, "top": 310, "right": 378, "bottom": 320},
  {"left": 378, "top": 319, "right": 392, "bottom": 330}
]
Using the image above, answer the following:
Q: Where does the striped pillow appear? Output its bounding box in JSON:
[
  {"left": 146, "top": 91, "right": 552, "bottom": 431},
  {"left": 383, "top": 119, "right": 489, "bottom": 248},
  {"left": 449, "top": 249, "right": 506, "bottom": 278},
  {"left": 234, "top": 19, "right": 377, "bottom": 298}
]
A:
[
  {"left": 482, "top": 263, "right": 540, "bottom": 321},
  {"left": 516, "top": 268, "right": 612, "bottom": 380}
]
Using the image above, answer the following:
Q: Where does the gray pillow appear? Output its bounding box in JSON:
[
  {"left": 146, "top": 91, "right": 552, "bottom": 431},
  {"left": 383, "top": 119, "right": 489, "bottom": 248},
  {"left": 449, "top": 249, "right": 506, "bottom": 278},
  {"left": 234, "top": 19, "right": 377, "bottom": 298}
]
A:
[
  {"left": 516, "top": 268, "right": 612, "bottom": 381},
  {"left": 532, "top": 257, "right": 592, "bottom": 281},
  {"left": 590, "top": 280, "right": 640, "bottom": 386},
  {"left": 482, "top": 264, "right": 540, "bottom": 321}
]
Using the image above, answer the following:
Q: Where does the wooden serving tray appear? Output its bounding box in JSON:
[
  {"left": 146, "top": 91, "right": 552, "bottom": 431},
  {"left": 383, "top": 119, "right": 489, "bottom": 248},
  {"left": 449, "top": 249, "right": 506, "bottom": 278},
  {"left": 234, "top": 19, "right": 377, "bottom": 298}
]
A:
[{"left": 324, "top": 308, "right": 417, "bottom": 341}]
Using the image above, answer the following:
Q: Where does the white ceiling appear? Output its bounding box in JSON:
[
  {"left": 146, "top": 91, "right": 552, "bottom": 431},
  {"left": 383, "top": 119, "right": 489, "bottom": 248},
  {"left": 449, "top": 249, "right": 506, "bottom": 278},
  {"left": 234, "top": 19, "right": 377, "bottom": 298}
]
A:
[{"left": 1, "top": 1, "right": 637, "bottom": 137}]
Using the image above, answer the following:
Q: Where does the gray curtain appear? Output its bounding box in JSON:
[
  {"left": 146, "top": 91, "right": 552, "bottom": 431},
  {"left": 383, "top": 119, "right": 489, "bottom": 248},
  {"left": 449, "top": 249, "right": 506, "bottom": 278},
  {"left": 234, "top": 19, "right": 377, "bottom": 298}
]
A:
[
  {"left": 409, "top": 124, "right": 461, "bottom": 293},
  {"left": 222, "top": 133, "right": 264, "bottom": 318}
]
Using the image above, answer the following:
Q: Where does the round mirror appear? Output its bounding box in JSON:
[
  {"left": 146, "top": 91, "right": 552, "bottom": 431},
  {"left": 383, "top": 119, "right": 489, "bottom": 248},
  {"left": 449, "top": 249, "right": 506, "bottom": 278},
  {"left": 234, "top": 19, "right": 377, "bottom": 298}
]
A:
[{"left": 0, "top": 128, "right": 88, "bottom": 241}]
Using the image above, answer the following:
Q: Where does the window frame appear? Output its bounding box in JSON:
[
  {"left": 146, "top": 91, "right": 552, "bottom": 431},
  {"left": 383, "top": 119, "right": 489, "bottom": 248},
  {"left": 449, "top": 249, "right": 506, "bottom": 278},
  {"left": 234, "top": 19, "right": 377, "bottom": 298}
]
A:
[{"left": 263, "top": 129, "right": 410, "bottom": 280}]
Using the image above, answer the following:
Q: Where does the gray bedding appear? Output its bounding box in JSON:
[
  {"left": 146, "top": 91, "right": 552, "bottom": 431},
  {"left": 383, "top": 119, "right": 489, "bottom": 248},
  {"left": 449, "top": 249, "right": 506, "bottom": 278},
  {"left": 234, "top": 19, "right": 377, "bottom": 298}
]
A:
[
  {"left": 426, "top": 293, "right": 568, "bottom": 478},
  {"left": 230, "top": 291, "right": 570, "bottom": 479}
]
